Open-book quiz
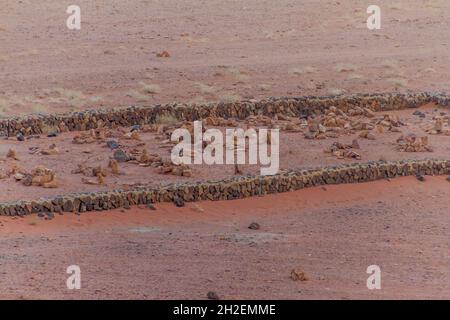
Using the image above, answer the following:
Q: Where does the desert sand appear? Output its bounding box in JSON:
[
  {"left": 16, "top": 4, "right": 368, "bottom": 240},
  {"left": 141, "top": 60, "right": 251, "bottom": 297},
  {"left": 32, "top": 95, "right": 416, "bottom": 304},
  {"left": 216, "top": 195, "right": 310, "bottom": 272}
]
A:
[
  {"left": 0, "top": 176, "right": 449, "bottom": 299},
  {"left": 1, "top": 0, "right": 450, "bottom": 116}
]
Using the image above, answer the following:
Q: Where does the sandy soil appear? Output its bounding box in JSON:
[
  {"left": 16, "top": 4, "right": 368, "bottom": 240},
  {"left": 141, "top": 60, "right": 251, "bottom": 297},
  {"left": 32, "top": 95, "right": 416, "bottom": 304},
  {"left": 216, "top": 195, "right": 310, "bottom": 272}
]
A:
[
  {"left": 0, "top": 176, "right": 449, "bottom": 299},
  {"left": 1, "top": 0, "right": 450, "bottom": 116}
]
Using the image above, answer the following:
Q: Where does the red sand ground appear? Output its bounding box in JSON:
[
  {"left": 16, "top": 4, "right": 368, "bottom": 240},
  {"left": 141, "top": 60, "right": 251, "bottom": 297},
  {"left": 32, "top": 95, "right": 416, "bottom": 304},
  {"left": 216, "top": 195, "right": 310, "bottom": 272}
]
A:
[
  {"left": 0, "top": 176, "right": 449, "bottom": 299},
  {"left": 1, "top": 1, "right": 450, "bottom": 116}
]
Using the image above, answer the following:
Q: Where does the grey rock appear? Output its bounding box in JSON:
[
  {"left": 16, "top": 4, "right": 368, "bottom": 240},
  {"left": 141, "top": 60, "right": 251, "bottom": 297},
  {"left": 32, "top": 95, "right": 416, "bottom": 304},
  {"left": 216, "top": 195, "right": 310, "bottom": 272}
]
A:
[
  {"left": 207, "top": 291, "right": 220, "bottom": 300},
  {"left": 16, "top": 133, "right": 25, "bottom": 141},
  {"left": 107, "top": 140, "right": 119, "bottom": 150},
  {"left": 248, "top": 222, "right": 260, "bottom": 230},
  {"left": 113, "top": 149, "right": 129, "bottom": 162}
]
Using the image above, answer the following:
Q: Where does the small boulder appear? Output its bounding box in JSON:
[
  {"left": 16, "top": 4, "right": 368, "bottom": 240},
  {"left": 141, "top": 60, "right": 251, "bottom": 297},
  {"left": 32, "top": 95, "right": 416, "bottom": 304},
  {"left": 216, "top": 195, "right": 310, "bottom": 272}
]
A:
[
  {"left": 16, "top": 133, "right": 25, "bottom": 141},
  {"left": 106, "top": 140, "right": 120, "bottom": 150},
  {"left": 113, "top": 149, "right": 129, "bottom": 162},
  {"left": 207, "top": 291, "right": 220, "bottom": 300},
  {"left": 291, "top": 269, "right": 308, "bottom": 281},
  {"left": 248, "top": 222, "right": 260, "bottom": 230}
]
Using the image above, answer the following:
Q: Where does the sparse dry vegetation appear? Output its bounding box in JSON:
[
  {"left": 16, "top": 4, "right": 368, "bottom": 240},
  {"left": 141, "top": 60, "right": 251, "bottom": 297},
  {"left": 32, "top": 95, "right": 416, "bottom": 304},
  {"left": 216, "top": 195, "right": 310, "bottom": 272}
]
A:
[
  {"left": 334, "top": 63, "right": 357, "bottom": 73},
  {"left": 140, "top": 83, "right": 161, "bottom": 95},
  {"left": 195, "top": 83, "right": 217, "bottom": 95},
  {"left": 288, "top": 66, "right": 318, "bottom": 75},
  {"left": 387, "top": 78, "right": 408, "bottom": 87},
  {"left": 218, "top": 93, "right": 242, "bottom": 103},
  {"left": 154, "top": 113, "right": 179, "bottom": 125}
]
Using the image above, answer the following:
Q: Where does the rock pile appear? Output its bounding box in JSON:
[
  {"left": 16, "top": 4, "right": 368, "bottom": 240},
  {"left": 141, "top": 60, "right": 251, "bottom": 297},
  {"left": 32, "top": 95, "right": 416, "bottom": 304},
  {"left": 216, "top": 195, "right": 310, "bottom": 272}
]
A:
[
  {"left": 40, "top": 144, "right": 60, "bottom": 155},
  {"left": 72, "top": 164, "right": 110, "bottom": 185},
  {"left": 6, "top": 149, "right": 18, "bottom": 160},
  {"left": 73, "top": 128, "right": 107, "bottom": 144},
  {"left": 304, "top": 109, "right": 405, "bottom": 140},
  {"left": 324, "top": 140, "right": 361, "bottom": 160},
  {"left": 396, "top": 134, "right": 433, "bottom": 152},
  {"left": 157, "top": 160, "right": 192, "bottom": 177},
  {"left": 426, "top": 117, "right": 450, "bottom": 135},
  {"left": 14, "top": 166, "right": 58, "bottom": 188},
  {"left": 374, "top": 114, "right": 403, "bottom": 133}
]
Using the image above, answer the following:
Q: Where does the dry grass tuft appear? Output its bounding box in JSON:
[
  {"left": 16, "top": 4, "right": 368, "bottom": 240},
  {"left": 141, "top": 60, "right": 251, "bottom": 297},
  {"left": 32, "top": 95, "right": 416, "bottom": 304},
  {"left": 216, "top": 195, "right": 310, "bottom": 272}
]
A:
[
  {"left": 195, "top": 83, "right": 217, "bottom": 95},
  {"left": 218, "top": 93, "right": 242, "bottom": 103},
  {"left": 155, "top": 113, "right": 179, "bottom": 125},
  {"left": 347, "top": 74, "right": 364, "bottom": 80},
  {"left": 334, "top": 63, "right": 357, "bottom": 73},
  {"left": 288, "top": 66, "right": 318, "bottom": 75},
  {"left": 328, "top": 88, "right": 346, "bottom": 95},
  {"left": 386, "top": 78, "right": 408, "bottom": 87},
  {"left": 140, "top": 83, "right": 161, "bottom": 94},
  {"left": 126, "top": 90, "right": 149, "bottom": 102}
]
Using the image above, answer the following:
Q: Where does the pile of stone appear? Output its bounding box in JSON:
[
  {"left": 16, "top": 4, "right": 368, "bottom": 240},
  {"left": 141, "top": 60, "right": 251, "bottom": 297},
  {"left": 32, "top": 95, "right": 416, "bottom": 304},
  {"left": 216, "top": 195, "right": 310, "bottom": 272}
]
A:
[
  {"left": 6, "top": 149, "right": 19, "bottom": 160},
  {"left": 72, "top": 164, "right": 111, "bottom": 185},
  {"left": 134, "top": 149, "right": 162, "bottom": 166},
  {"left": 396, "top": 134, "right": 433, "bottom": 152},
  {"left": 303, "top": 106, "right": 353, "bottom": 139},
  {"left": 204, "top": 116, "right": 236, "bottom": 127},
  {"left": 373, "top": 114, "right": 403, "bottom": 133},
  {"left": 244, "top": 114, "right": 302, "bottom": 132},
  {"left": 426, "top": 117, "right": 449, "bottom": 135},
  {"left": 303, "top": 105, "right": 376, "bottom": 140},
  {"left": 157, "top": 160, "right": 192, "bottom": 177},
  {"left": 304, "top": 120, "right": 331, "bottom": 139},
  {"left": 3, "top": 148, "right": 58, "bottom": 188},
  {"left": 40, "top": 144, "right": 60, "bottom": 155},
  {"left": 303, "top": 108, "right": 406, "bottom": 140},
  {"left": 358, "top": 130, "right": 376, "bottom": 140},
  {"left": 14, "top": 166, "right": 58, "bottom": 188},
  {"left": 324, "top": 140, "right": 361, "bottom": 160},
  {"left": 122, "top": 130, "right": 141, "bottom": 141},
  {"left": 111, "top": 146, "right": 189, "bottom": 177},
  {"left": 73, "top": 128, "right": 107, "bottom": 144}
]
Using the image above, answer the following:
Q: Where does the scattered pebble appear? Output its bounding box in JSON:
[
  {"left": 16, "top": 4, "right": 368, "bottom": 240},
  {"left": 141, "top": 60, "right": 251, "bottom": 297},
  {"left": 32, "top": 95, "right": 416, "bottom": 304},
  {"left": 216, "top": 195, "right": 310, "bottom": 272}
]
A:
[
  {"left": 174, "top": 197, "right": 185, "bottom": 207},
  {"left": 156, "top": 51, "right": 170, "bottom": 58},
  {"left": 106, "top": 140, "right": 120, "bottom": 150},
  {"left": 412, "top": 110, "right": 426, "bottom": 118},
  {"left": 47, "top": 132, "right": 58, "bottom": 138},
  {"left": 291, "top": 269, "right": 308, "bottom": 282},
  {"left": 113, "top": 149, "right": 130, "bottom": 162},
  {"left": 248, "top": 222, "right": 260, "bottom": 230},
  {"left": 16, "top": 133, "right": 24, "bottom": 141},
  {"left": 207, "top": 291, "right": 220, "bottom": 300},
  {"left": 416, "top": 174, "right": 425, "bottom": 182}
]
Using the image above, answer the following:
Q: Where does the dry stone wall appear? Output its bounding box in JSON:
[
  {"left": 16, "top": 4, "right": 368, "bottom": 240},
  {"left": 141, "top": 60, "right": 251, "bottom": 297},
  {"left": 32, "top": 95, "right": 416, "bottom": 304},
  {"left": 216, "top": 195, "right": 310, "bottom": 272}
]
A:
[
  {"left": 0, "top": 93, "right": 448, "bottom": 215},
  {"left": 1, "top": 92, "right": 449, "bottom": 137},
  {"left": 0, "top": 159, "right": 447, "bottom": 216}
]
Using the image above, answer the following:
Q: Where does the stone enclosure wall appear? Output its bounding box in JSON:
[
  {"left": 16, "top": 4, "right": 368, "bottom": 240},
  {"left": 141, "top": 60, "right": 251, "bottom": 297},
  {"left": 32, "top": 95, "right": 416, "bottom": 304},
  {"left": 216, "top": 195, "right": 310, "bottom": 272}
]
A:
[
  {"left": 0, "top": 159, "right": 448, "bottom": 216},
  {"left": 0, "top": 92, "right": 448, "bottom": 215},
  {"left": 2, "top": 92, "right": 450, "bottom": 137}
]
